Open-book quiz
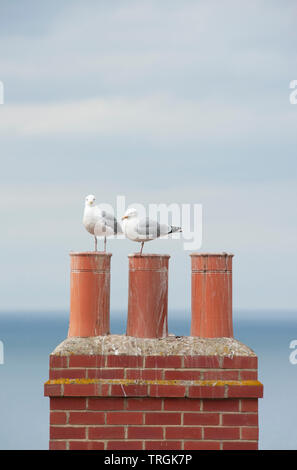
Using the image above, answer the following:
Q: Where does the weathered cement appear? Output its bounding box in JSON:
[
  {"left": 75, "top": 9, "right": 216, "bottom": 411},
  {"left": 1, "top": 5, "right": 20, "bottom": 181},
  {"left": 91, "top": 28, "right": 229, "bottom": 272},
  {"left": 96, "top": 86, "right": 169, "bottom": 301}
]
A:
[{"left": 52, "top": 334, "right": 256, "bottom": 357}]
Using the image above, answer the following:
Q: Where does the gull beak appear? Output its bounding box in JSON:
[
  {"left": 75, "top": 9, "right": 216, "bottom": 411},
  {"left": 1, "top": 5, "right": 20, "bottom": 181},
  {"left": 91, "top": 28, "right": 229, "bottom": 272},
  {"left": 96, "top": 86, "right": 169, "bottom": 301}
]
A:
[{"left": 121, "top": 215, "right": 128, "bottom": 220}]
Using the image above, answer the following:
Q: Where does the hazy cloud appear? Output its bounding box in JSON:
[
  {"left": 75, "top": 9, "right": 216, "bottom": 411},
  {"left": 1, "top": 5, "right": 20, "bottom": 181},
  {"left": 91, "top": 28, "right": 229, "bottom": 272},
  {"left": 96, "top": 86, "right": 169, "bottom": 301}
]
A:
[{"left": 0, "top": 0, "right": 296, "bottom": 313}]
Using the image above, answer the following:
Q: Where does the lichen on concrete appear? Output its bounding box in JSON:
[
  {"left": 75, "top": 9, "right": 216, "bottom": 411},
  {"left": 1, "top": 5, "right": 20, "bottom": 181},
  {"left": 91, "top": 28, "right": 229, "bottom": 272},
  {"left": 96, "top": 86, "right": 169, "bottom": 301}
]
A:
[{"left": 52, "top": 334, "right": 256, "bottom": 357}]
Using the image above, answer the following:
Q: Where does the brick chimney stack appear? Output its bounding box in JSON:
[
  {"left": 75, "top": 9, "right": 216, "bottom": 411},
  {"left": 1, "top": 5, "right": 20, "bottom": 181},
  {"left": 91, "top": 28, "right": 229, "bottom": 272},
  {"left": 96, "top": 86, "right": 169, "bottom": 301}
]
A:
[{"left": 44, "top": 252, "right": 263, "bottom": 450}]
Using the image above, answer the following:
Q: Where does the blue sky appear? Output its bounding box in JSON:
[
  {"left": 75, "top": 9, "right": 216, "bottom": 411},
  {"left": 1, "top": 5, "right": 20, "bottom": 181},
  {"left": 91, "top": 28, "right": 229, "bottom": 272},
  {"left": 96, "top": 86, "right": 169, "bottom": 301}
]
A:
[{"left": 0, "top": 0, "right": 296, "bottom": 315}]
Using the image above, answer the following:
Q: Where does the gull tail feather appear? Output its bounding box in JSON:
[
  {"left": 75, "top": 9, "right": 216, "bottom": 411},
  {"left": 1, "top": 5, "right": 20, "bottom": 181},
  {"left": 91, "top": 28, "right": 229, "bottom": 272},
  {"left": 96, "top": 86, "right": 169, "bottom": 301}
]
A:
[{"left": 170, "top": 226, "right": 182, "bottom": 233}]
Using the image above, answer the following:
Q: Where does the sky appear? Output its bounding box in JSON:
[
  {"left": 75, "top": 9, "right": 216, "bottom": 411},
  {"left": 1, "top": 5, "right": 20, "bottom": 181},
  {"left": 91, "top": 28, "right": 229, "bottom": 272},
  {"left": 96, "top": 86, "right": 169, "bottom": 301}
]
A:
[{"left": 0, "top": 0, "right": 296, "bottom": 315}]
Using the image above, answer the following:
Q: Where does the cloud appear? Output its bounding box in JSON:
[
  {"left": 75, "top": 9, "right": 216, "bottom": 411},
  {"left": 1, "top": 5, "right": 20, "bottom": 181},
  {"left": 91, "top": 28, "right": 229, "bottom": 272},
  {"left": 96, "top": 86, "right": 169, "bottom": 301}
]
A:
[
  {"left": 0, "top": 1, "right": 296, "bottom": 99},
  {"left": 0, "top": 1, "right": 296, "bottom": 312},
  {"left": 0, "top": 94, "right": 295, "bottom": 142}
]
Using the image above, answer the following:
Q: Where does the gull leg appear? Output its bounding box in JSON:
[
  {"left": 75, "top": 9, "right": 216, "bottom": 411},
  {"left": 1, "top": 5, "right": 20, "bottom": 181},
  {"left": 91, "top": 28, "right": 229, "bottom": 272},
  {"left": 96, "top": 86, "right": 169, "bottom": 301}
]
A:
[
  {"left": 104, "top": 236, "right": 107, "bottom": 253},
  {"left": 139, "top": 242, "right": 144, "bottom": 255},
  {"left": 94, "top": 236, "right": 97, "bottom": 252}
]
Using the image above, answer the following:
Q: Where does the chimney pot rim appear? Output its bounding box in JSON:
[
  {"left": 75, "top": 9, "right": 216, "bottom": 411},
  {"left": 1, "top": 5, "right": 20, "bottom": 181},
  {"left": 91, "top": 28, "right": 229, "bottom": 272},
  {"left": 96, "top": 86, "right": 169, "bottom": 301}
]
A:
[
  {"left": 69, "top": 251, "right": 112, "bottom": 257},
  {"left": 190, "top": 252, "right": 234, "bottom": 257},
  {"left": 128, "top": 253, "right": 170, "bottom": 258}
]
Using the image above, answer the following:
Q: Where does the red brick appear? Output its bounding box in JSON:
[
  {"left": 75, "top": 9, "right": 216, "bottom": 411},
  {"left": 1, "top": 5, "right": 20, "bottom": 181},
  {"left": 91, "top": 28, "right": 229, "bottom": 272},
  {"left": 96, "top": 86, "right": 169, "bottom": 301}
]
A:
[
  {"left": 63, "top": 383, "right": 97, "bottom": 396},
  {"left": 164, "top": 398, "right": 201, "bottom": 411},
  {"left": 166, "top": 427, "right": 202, "bottom": 440},
  {"left": 183, "top": 412, "right": 219, "bottom": 425},
  {"left": 50, "top": 397, "right": 86, "bottom": 410},
  {"left": 127, "top": 398, "right": 163, "bottom": 411},
  {"left": 223, "top": 441, "right": 258, "bottom": 450},
  {"left": 128, "top": 427, "right": 163, "bottom": 440},
  {"left": 62, "top": 382, "right": 109, "bottom": 397},
  {"left": 68, "top": 355, "right": 105, "bottom": 368},
  {"left": 50, "top": 426, "right": 86, "bottom": 440},
  {"left": 184, "top": 356, "right": 220, "bottom": 368},
  {"left": 50, "top": 356, "right": 68, "bottom": 368},
  {"left": 126, "top": 369, "right": 163, "bottom": 380},
  {"left": 228, "top": 384, "right": 263, "bottom": 398},
  {"left": 87, "top": 368, "right": 124, "bottom": 379},
  {"left": 69, "top": 441, "right": 104, "bottom": 450},
  {"left": 150, "top": 385, "right": 186, "bottom": 397},
  {"left": 49, "top": 440, "right": 67, "bottom": 450},
  {"left": 241, "top": 427, "right": 259, "bottom": 440},
  {"left": 106, "top": 412, "right": 143, "bottom": 425},
  {"left": 50, "top": 369, "right": 86, "bottom": 380},
  {"left": 222, "top": 413, "right": 258, "bottom": 426},
  {"left": 50, "top": 412, "right": 67, "bottom": 425},
  {"left": 241, "top": 399, "right": 258, "bottom": 412},
  {"left": 111, "top": 384, "right": 147, "bottom": 397},
  {"left": 203, "top": 370, "right": 239, "bottom": 380},
  {"left": 145, "top": 356, "right": 182, "bottom": 369},
  {"left": 106, "top": 355, "right": 143, "bottom": 368},
  {"left": 97, "top": 383, "right": 111, "bottom": 396},
  {"left": 184, "top": 441, "right": 220, "bottom": 450},
  {"left": 145, "top": 441, "right": 182, "bottom": 450},
  {"left": 164, "top": 370, "right": 202, "bottom": 380},
  {"left": 145, "top": 412, "right": 181, "bottom": 425},
  {"left": 222, "top": 356, "right": 257, "bottom": 369},
  {"left": 69, "top": 412, "right": 105, "bottom": 425},
  {"left": 188, "top": 386, "right": 225, "bottom": 399},
  {"left": 107, "top": 441, "right": 143, "bottom": 450},
  {"left": 240, "top": 371, "right": 258, "bottom": 380},
  {"left": 96, "top": 383, "right": 111, "bottom": 397},
  {"left": 44, "top": 383, "right": 62, "bottom": 397},
  {"left": 88, "top": 397, "right": 124, "bottom": 411},
  {"left": 89, "top": 426, "right": 124, "bottom": 439},
  {"left": 202, "top": 399, "right": 239, "bottom": 412},
  {"left": 204, "top": 427, "right": 240, "bottom": 440}
]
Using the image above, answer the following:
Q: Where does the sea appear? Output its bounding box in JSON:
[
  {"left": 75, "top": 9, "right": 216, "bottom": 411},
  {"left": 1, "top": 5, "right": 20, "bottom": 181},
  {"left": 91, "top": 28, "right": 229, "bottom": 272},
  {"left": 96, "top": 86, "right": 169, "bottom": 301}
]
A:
[{"left": 0, "top": 311, "right": 296, "bottom": 450}]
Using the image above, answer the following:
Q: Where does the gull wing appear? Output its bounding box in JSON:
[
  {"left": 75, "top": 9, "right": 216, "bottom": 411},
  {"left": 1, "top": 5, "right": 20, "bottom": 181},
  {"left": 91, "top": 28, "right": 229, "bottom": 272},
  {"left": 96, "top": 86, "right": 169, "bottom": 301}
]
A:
[
  {"left": 101, "top": 210, "right": 123, "bottom": 234},
  {"left": 136, "top": 217, "right": 171, "bottom": 239}
]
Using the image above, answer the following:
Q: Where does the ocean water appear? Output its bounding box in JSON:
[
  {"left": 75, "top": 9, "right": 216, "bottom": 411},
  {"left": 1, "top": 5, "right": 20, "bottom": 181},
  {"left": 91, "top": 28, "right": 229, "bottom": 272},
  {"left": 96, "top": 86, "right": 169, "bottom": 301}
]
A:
[{"left": 0, "top": 311, "right": 296, "bottom": 450}]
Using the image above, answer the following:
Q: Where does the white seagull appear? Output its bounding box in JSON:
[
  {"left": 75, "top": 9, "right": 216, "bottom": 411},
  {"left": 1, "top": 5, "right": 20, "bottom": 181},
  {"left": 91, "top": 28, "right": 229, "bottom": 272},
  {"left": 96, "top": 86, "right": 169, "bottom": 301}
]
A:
[
  {"left": 83, "top": 194, "right": 123, "bottom": 252},
  {"left": 121, "top": 208, "right": 182, "bottom": 255}
]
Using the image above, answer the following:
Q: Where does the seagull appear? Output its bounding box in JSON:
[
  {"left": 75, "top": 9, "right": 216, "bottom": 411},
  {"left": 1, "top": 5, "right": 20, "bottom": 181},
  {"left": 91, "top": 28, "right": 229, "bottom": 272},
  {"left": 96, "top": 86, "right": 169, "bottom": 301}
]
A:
[
  {"left": 121, "top": 207, "right": 182, "bottom": 255},
  {"left": 83, "top": 194, "right": 122, "bottom": 252}
]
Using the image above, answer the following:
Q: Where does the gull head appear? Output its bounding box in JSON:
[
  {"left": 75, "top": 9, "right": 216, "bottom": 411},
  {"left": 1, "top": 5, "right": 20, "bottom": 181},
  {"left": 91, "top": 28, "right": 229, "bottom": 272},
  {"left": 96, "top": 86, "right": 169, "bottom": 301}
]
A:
[
  {"left": 85, "top": 194, "right": 96, "bottom": 206},
  {"left": 122, "top": 208, "right": 138, "bottom": 220}
]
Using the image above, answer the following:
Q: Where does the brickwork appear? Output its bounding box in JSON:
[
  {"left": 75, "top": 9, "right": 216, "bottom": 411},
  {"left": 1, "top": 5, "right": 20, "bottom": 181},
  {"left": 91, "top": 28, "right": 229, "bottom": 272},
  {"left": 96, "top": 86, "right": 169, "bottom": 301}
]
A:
[{"left": 45, "top": 354, "right": 262, "bottom": 450}]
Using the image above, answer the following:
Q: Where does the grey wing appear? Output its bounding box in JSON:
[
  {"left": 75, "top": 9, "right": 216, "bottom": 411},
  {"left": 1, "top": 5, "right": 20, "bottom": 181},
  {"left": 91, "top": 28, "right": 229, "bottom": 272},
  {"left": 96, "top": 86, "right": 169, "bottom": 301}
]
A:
[
  {"left": 101, "top": 211, "right": 123, "bottom": 234},
  {"left": 137, "top": 217, "right": 165, "bottom": 239}
]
